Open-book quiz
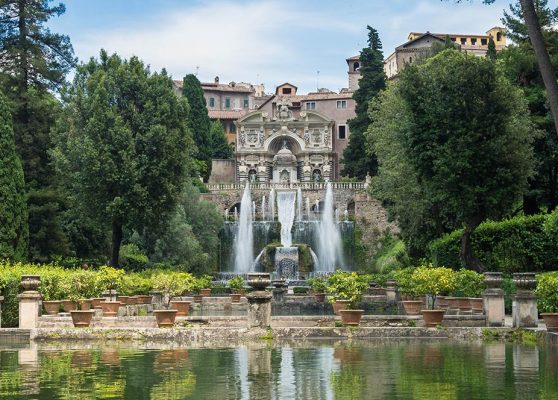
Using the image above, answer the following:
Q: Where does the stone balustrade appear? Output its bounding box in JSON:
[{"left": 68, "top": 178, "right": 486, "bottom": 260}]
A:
[{"left": 206, "top": 181, "right": 367, "bottom": 191}]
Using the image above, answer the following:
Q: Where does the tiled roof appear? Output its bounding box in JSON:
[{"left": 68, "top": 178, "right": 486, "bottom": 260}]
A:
[
  {"left": 277, "top": 92, "right": 354, "bottom": 102},
  {"left": 208, "top": 109, "right": 249, "bottom": 120},
  {"left": 346, "top": 55, "right": 360, "bottom": 61},
  {"left": 173, "top": 80, "right": 254, "bottom": 93},
  {"left": 409, "top": 31, "right": 491, "bottom": 39}
]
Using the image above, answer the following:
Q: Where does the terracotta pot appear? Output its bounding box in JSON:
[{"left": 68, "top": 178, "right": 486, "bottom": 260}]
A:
[
  {"left": 437, "top": 296, "right": 448, "bottom": 310},
  {"left": 79, "top": 299, "right": 92, "bottom": 311},
  {"left": 542, "top": 313, "right": 558, "bottom": 333},
  {"left": 445, "top": 297, "right": 458, "bottom": 310},
  {"left": 138, "top": 295, "right": 152, "bottom": 304},
  {"left": 457, "top": 297, "right": 471, "bottom": 312},
  {"left": 230, "top": 293, "right": 242, "bottom": 303},
  {"left": 332, "top": 300, "right": 350, "bottom": 315},
  {"left": 100, "top": 301, "right": 120, "bottom": 317},
  {"left": 128, "top": 296, "right": 140, "bottom": 305},
  {"left": 91, "top": 298, "right": 105, "bottom": 309},
  {"left": 62, "top": 300, "right": 77, "bottom": 312},
  {"left": 116, "top": 296, "right": 129, "bottom": 305},
  {"left": 314, "top": 293, "right": 326, "bottom": 303},
  {"left": 70, "top": 310, "right": 95, "bottom": 327},
  {"left": 422, "top": 309, "right": 445, "bottom": 328},
  {"left": 193, "top": 294, "right": 203, "bottom": 303},
  {"left": 200, "top": 288, "right": 212, "bottom": 297},
  {"left": 469, "top": 298, "right": 483, "bottom": 313},
  {"left": 154, "top": 310, "right": 178, "bottom": 327},
  {"left": 339, "top": 309, "right": 364, "bottom": 326},
  {"left": 170, "top": 301, "right": 191, "bottom": 316},
  {"left": 402, "top": 300, "right": 423, "bottom": 315},
  {"left": 43, "top": 300, "right": 61, "bottom": 315}
]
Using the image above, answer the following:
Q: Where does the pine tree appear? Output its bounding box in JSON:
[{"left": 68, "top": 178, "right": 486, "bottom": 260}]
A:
[
  {"left": 182, "top": 74, "right": 212, "bottom": 180},
  {"left": 486, "top": 37, "right": 497, "bottom": 61},
  {"left": 0, "top": 92, "right": 28, "bottom": 260},
  {"left": 210, "top": 120, "right": 233, "bottom": 159},
  {"left": 342, "top": 26, "right": 386, "bottom": 179}
]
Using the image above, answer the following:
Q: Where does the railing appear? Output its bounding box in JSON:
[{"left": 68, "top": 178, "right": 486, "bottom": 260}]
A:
[{"left": 206, "top": 181, "right": 367, "bottom": 191}]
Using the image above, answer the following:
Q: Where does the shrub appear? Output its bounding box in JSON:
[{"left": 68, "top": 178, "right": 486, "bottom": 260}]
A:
[
  {"left": 452, "top": 269, "right": 484, "bottom": 297},
  {"left": 535, "top": 273, "right": 558, "bottom": 313},
  {"left": 411, "top": 265, "right": 455, "bottom": 309},
  {"left": 119, "top": 244, "right": 149, "bottom": 271},
  {"left": 95, "top": 266, "right": 125, "bottom": 295},
  {"left": 307, "top": 277, "right": 328, "bottom": 293},
  {"left": 293, "top": 286, "right": 310, "bottom": 295},
  {"left": 429, "top": 213, "right": 558, "bottom": 273},
  {"left": 326, "top": 271, "right": 368, "bottom": 309},
  {"left": 228, "top": 276, "right": 245, "bottom": 292},
  {"left": 393, "top": 268, "right": 417, "bottom": 297}
]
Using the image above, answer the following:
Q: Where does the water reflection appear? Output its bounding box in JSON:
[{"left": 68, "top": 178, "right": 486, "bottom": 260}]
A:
[{"left": 0, "top": 340, "right": 556, "bottom": 399}]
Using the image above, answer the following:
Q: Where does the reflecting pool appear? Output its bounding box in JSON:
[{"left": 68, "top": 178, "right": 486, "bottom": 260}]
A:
[{"left": 1, "top": 340, "right": 557, "bottom": 399}]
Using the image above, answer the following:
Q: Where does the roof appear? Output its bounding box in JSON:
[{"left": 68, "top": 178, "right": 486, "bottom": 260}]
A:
[
  {"left": 208, "top": 109, "right": 249, "bottom": 120},
  {"left": 277, "top": 92, "right": 354, "bottom": 102},
  {"left": 346, "top": 55, "right": 360, "bottom": 61},
  {"left": 397, "top": 32, "right": 445, "bottom": 50},
  {"left": 409, "top": 31, "right": 492, "bottom": 40},
  {"left": 173, "top": 80, "right": 254, "bottom": 93}
]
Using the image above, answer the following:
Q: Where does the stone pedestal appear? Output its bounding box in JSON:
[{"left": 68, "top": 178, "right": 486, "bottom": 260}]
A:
[
  {"left": 18, "top": 292, "right": 41, "bottom": 329},
  {"left": 483, "top": 289, "right": 505, "bottom": 327},
  {"left": 385, "top": 280, "right": 398, "bottom": 302},
  {"left": 272, "top": 288, "right": 287, "bottom": 303},
  {"left": 246, "top": 291, "right": 273, "bottom": 329},
  {"left": 512, "top": 291, "right": 538, "bottom": 328}
]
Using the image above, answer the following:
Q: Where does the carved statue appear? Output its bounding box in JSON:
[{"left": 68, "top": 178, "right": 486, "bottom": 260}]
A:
[
  {"left": 277, "top": 98, "right": 293, "bottom": 121},
  {"left": 239, "top": 131, "right": 246, "bottom": 146},
  {"left": 303, "top": 129, "right": 310, "bottom": 144}
]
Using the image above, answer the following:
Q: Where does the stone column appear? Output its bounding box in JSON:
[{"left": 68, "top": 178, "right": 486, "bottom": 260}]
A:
[
  {"left": 246, "top": 273, "right": 272, "bottom": 329},
  {"left": 483, "top": 272, "right": 505, "bottom": 327},
  {"left": 18, "top": 275, "right": 41, "bottom": 329},
  {"left": 512, "top": 273, "right": 538, "bottom": 328},
  {"left": 385, "top": 279, "right": 399, "bottom": 302}
]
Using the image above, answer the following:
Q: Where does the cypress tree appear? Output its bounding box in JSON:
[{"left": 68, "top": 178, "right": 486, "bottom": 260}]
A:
[
  {"left": 210, "top": 120, "right": 233, "bottom": 159},
  {"left": 0, "top": 92, "right": 28, "bottom": 260},
  {"left": 342, "top": 26, "right": 386, "bottom": 179},
  {"left": 182, "top": 74, "right": 212, "bottom": 180},
  {"left": 486, "top": 37, "right": 497, "bottom": 61}
]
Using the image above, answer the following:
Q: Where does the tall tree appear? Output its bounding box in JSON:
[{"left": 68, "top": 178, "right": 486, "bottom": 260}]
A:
[
  {"left": 342, "top": 26, "right": 386, "bottom": 179},
  {"left": 53, "top": 51, "right": 193, "bottom": 266},
  {"left": 486, "top": 37, "right": 497, "bottom": 61},
  {"left": 182, "top": 74, "right": 212, "bottom": 180},
  {"left": 0, "top": 91, "right": 28, "bottom": 260},
  {"left": 209, "top": 120, "right": 233, "bottom": 159},
  {"left": 371, "top": 50, "right": 535, "bottom": 270}
]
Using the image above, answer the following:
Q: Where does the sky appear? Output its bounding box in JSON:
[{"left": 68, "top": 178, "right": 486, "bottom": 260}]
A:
[{"left": 48, "top": 0, "right": 558, "bottom": 94}]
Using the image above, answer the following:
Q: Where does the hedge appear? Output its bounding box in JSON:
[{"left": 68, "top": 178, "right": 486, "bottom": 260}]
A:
[{"left": 428, "top": 211, "right": 558, "bottom": 273}]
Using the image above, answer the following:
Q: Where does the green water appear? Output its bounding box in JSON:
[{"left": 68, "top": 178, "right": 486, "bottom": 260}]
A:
[{"left": 0, "top": 341, "right": 557, "bottom": 399}]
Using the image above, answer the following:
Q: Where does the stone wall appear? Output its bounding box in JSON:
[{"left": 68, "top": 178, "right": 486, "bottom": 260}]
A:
[{"left": 209, "top": 159, "right": 236, "bottom": 183}]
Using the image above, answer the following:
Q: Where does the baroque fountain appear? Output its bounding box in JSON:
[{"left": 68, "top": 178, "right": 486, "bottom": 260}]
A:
[{"left": 219, "top": 182, "right": 354, "bottom": 281}]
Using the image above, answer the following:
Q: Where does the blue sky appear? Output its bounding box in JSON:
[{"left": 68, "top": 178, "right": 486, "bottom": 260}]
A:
[{"left": 48, "top": 0, "right": 557, "bottom": 93}]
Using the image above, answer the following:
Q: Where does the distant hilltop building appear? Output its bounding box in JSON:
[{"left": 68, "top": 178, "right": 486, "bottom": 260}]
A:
[{"left": 383, "top": 27, "right": 506, "bottom": 78}]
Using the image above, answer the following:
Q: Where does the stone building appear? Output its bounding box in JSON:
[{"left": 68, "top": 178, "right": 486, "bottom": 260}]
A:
[{"left": 383, "top": 27, "right": 506, "bottom": 79}]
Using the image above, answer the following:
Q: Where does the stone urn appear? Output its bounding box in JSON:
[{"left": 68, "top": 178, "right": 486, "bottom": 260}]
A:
[
  {"left": 170, "top": 300, "right": 191, "bottom": 316},
  {"left": 43, "top": 300, "right": 61, "bottom": 315},
  {"left": 21, "top": 275, "right": 40, "bottom": 292},
  {"left": 484, "top": 272, "right": 503, "bottom": 289},
  {"left": 100, "top": 301, "right": 120, "bottom": 317},
  {"left": 154, "top": 310, "right": 177, "bottom": 327},
  {"left": 513, "top": 273, "right": 537, "bottom": 292},
  {"left": 421, "top": 310, "right": 445, "bottom": 328},
  {"left": 70, "top": 310, "right": 95, "bottom": 328},
  {"left": 272, "top": 280, "right": 287, "bottom": 289},
  {"left": 247, "top": 273, "right": 271, "bottom": 291},
  {"left": 402, "top": 300, "right": 423, "bottom": 315},
  {"left": 339, "top": 309, "right": 364, "bottom": 326}
]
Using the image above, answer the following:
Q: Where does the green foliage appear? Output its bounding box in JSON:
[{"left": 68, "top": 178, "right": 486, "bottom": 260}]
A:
[
  {"left": 119, "top": 244, "right": 149, "bottom": 272},
  {"left": 95, "top": 265, "right": 125, "bottom": 292},
  {"left": 61, "top": 270, "right": 98, "bottom": 301},
  {"left": 535, "top": 272, "right": 558, "bottom": 312},
  {"left": 429, "top": 213, "right": 558, "bottom": 273},
  {"left": 152, "top": 272, "right": 195, "bottom": 302},
  {"left": 210, "top": 120, "right": 233, "bottom": 159},
  {"left": 326, "top": 271, "right": 368, "bottom": 308},
  {"left": 393, "top": 268, "right": 418, "bottom": 297},
  {"left": 293, "top": 286, "right": 309, "bottom": 295},
  {"left": 228, "top": 276, "right": 245, "bottom": 291},
  {"left": 343, "top": 26, "right": 386, "bottom": 179},
  {"left": 307, "top": 276, "right": 328, "bottom": 293},
  {"left": 411, "top": 265, "right": 456, "bottom": 308},
  {"left": 502, "top": 0, "right": 558, "bottom": 43},
  {"left": 119, "top": 274, "right": 153, "bottom": 296},
  {"left": 182, "top": 74, "right": 211, "bottom": 180},
  {"left": 371, "top": 236, "right": 409, "bottom": 273},
  {"left": 486, "top": 37, "right": 497, "bottom": 61},
  {"left": 52, "top": 51, "right": 193, "bottom": 266},
  {"left": 452, "top": 269, "right": 484, "bottom": 297},
  {"left": 0, "top": 91, "right": 28, "bottom": 260}
]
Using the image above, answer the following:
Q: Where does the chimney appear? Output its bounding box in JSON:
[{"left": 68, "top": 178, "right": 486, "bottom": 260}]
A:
[{"left": 215, "top": 76, "right": 219, "bottom": 83}]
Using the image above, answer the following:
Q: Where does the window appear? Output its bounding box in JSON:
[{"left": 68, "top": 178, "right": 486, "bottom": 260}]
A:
[
  {"left": 353, "top": 62, "right": 360, "bottom": 71},
  {"left": 338, "top": 125, "right": 346, "bottom": 140},
  {"left": 229, "top": 123, "right": 236, "bottom": 133},
  {"left": 225, "top": 97, "right": 231, "bottom": 109},
  {"left": 497, "top": 32, "right": 502, "bottom": 42},
  {"left": 336, "top": 100, "right": 347, "bottom": 109},
  {"left": 209, "top": 97, "right": 215, "bottom": 108},
  {"left": 471, "top": 38, "right": 477, "bottom": 45},
  {"left": 305, "top": 102, "right": 316, "bottom": 110},
  {"left": 481, "top": 38, "right": 487, "bottom": 45},
  {"left": 460, "top": 38, "right": 467, "bottom": 45},
  {"left": 409, "top": 57, "right": 413, "bottom": 64},
  {"left": 451, "top": 37, "right": 456, "bottom": 42},
  {"left": 282, "top": 88, "right": 292, "bottom": 95},
  {"left": 243, "top": 99, "right": 249, "bottom": 108}
]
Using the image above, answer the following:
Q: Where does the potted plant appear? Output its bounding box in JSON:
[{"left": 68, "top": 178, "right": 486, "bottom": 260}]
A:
[
  {"left": 95, "top": 266, "right": 124, "bottom": 317},
  {"left": 412, "top": 265, "right": 455, "bottom": 328},
  {"left": 327, "top": 271, "right": 368, "bottom": 325},
  {"left": 308, "top": 277, "right": 328, "bottom": 302},
  {"left": 395, "top": 268, "right": 423, "bottom": 315},
  {"left": 170, "top": 273, "right": 195, "bottom": 316},
  {"left": 199, "top": 275, "right": 213, "bottom": 297},
  {"left": 67, "top": 271, "right": 97, "bottom": 327},
  {"left": 152, "top": 273, "right": 184, "bottom": 326},
  {"left": 228, "top": 276, "right": 245, "bottom": 303},
  {"left": 40, "top": 272, "right": 62, "bottom": 315},
  {"left": 535, "top": 273, "right": 558, "bottom": 332},
  {"left": 453, "top": 269, "right": 484, "bottom": 314}
]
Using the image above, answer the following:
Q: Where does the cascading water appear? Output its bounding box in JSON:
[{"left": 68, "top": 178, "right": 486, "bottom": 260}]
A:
[
  {"left": 269, "top": 189, "right": 276, "bottom": 221},
  {"left": 297, "top": 188, "right": 303, "bottom": 222},
  {"left": 306, "top": 197, "right": 311, "bottom": 221},
  {"left": 277, "top": 191, "right": 296, "bottom": 247},
  {"left": 261, "top": 195, "right": 266, "bottom": 221},
  {"left": 233, "top": 184, "right": 254, "bottom": 273},
  {"left": 316, "top": 182, "right": 344, "bottom": 272}
]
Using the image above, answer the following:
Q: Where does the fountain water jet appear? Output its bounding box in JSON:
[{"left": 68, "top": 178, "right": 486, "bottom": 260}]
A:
[
  {"left": 261, "top": 195, "right": 267, "bottom": 221},
  {"left": 316, "top": 182, "right": 344, "bottom": 272},
  {"left": 277, "top": 191, "right": 296, "bottom": 247},
  {"left": 269, "top": 189, "right": 276, "bottom": 221},
  {"left": 297, "top": 188, "right": 303, "bottom": 221},
  {"left": 233, "top": 184, "right": 254, "bottom": 273}
]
